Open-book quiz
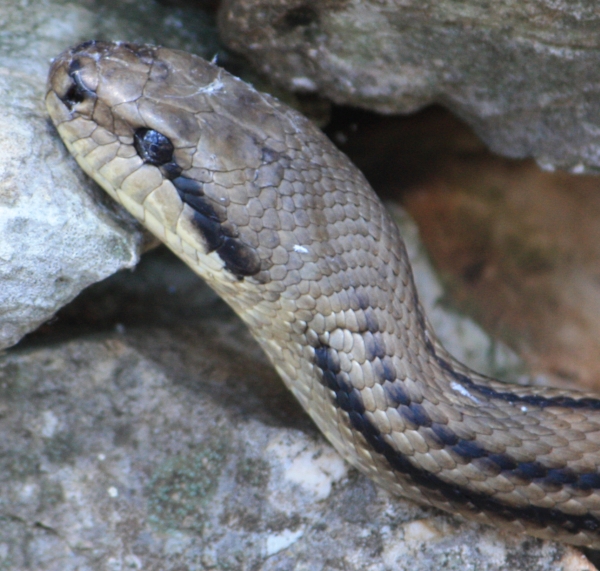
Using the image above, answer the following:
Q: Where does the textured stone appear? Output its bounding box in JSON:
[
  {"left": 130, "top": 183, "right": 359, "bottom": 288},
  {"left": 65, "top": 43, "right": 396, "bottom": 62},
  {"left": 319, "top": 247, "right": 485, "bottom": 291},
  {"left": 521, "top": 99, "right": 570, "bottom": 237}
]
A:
[
  {"left": 0, "top": 0, "right": 220, "bottom": 349},
  {"left": 0, "top": 47, "right": 138, "bottom": 346},
  {"left": 0, "top": 264, "right": 593, "bottom": 569},
  {"left": 219, "top": 0, "right": 600, "bottom": 173}
]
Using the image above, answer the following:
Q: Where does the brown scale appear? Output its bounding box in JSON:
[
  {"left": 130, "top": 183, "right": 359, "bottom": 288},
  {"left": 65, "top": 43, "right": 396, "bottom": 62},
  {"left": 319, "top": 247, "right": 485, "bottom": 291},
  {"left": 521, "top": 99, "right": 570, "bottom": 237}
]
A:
[{"left": 47, "top": 40, "right": 600, "bottom": 547}]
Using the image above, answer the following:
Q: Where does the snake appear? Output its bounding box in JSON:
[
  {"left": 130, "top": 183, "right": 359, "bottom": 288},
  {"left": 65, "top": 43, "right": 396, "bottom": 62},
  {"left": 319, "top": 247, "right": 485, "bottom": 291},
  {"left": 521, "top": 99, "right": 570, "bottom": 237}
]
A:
[{"left": 46, "top": 41, "right": 600, "bottom": 548}]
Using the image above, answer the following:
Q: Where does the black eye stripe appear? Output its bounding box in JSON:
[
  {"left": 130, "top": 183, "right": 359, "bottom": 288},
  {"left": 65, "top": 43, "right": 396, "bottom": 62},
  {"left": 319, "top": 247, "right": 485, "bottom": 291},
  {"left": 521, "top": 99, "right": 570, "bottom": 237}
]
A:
[
  {"left": 134, "top": 128, "right": 174, "bottom": 167},
  {"left": 171, "top": 176, "right": 261, "bottom": 279}
]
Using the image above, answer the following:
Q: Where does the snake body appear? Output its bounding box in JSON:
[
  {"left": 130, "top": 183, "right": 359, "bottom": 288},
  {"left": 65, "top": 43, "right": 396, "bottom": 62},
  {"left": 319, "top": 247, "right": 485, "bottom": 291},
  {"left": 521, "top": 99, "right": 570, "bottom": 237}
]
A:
[{"left": 46, "top": 41, "right": 600, "bottom": 547}]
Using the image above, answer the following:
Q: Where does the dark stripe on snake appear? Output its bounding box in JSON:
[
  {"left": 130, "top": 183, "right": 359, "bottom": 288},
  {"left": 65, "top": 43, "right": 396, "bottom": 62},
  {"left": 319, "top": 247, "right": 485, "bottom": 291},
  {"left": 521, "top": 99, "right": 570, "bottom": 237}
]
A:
[
  {"left": 363, "top": 331, "right": 386, "bottom": 360},
  {"left": 191, "top": 211, "right": 223, "bottom": 252},
  {"left": 216, "top": 237, "right": 262, "bottom": 278},
  {"left": 173, "top": 177, "right": 222, "bottom": 223},
  {"left": 384, "top": 382, "right": 411, "bottom": 407},
  {"left": 436, "top": 351, "right": 600, "bottom": 411},
  {"left": 173, "top": 176, "right": 261, "bottom": 278},
  {"left": 428, "top": 422, "right": 458, "bottom": 447},
  {"left": 354, "top": 289, "right": 371, "bottom": 312},
  {"left": 373, "top": 356, "right": 395, "bottom": 383},
  {"left": 314, "top": 342, "right": 600, "bottom": 510},
  {"left": 172, "top": 176, "right": 203, "bottom": 195},
  {"left": 401, "top": 402, "right": 432, "bottom": 428},
  {"left": 363, "top": 308, "right": 379, "bottom": 333},
  {"left": 410, "top": 291, "right": 600, "bottom": 412}
]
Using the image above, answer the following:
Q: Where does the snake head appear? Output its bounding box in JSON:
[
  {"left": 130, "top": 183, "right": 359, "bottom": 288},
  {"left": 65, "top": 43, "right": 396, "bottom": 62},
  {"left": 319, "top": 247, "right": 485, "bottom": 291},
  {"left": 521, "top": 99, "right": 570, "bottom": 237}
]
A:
[
  {"left": 45, "top": 41, "right": 305, "bottom": 282},
  {"left": 46, "top": 41, "right": 186, "bottom": 166},
  {"left": 46, "top": 41, "right": 286, "bottom": 174},
  {"left": 46, "top": 41, "right": 364, "bottom": 288}
]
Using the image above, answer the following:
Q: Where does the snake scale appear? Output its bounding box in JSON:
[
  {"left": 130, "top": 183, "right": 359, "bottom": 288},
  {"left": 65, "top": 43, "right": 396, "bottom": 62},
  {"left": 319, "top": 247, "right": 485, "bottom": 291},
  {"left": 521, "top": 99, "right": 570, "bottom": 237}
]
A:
[{"left": 46, "top": 41, "right": 600, "bottom": 547}]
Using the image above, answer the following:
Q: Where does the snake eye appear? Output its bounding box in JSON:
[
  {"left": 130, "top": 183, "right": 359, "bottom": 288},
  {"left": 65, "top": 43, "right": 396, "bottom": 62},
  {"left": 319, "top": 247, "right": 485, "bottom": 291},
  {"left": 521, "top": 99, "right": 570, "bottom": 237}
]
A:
[{"left": 134, "top": 128, "right": 175, "bottom": 166}]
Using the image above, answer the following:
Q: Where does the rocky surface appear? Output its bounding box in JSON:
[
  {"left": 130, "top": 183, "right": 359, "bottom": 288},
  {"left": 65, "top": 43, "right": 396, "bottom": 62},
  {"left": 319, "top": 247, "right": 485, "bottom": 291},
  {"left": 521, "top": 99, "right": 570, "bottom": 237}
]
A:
[
  {"left": 0, "top": 0, "right": 221, "bottom": 349},
  {"left": 219, "top": 0, "right": 600, "bottom": 173},
  {"left": 0, "top": 12, "right": 139, "bottom": 348},
  {"left": 1, "top": 249, "right": 594, "bottom": 571}
]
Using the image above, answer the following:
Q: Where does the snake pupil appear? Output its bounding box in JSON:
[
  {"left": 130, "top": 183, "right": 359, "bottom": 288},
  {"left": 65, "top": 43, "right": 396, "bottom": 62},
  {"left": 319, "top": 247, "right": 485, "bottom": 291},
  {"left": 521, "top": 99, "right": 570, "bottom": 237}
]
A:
[{"left": 134, "top": 128, "right": 175, "bottom": 166}]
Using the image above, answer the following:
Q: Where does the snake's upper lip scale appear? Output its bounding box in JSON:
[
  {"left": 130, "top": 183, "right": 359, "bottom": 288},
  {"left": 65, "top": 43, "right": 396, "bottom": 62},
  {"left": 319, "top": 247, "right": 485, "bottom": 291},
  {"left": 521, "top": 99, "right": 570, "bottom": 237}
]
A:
[{"left": 46, "top": 40, "right": 600, "bottom": 548}]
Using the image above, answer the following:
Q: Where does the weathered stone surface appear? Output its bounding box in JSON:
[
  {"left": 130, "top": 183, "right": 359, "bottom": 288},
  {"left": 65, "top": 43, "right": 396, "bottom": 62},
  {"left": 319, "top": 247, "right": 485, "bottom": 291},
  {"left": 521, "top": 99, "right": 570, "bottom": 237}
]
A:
[
  {"left": 219, "top": 0, "right": 600, "bottom": 173},
  {"left": 0, "top": 0, "right": 138, "bottom": 349},
  {"left": 0, "top": 87, "right": 139, "bottom": 348},
  {"left": 2, "top": 216, "right": 589, "bottom": 569},
  {"left": 0, "top": 0, "right": 220, "bottom": 349},
  {"left": 1, "top": 274, "right": 593, "bottom": 569}
]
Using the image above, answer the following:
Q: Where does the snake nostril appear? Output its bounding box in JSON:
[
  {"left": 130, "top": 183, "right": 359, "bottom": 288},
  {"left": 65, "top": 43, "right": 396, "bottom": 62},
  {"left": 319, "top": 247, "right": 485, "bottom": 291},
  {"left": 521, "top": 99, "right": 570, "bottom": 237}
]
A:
[
  {"left": 134, "top": 128, "right": 175, "bottom": 167},
  {"left": 62, "top": 83, "right": 86, "bottom": 110},
  {"left": 61, "top": 61, "right": 97, "bottom": 111}
]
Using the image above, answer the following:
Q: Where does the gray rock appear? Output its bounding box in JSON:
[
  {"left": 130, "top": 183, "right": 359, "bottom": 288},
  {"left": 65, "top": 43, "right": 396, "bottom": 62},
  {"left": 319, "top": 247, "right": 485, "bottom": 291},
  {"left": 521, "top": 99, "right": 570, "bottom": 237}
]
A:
[
  {"left": 0, "top": 0, "right": 221, "bottom": 349},
  {"left": 0, "top": 1, "right": 140, "bottom": 349},
  {"left": 0, "top": 306, "right": 593, "bottom": 570},
  {"left": 0, "top": 216, "right": 591, "bottom": 570},
  {"left": 218, "top": 0, "right": 600, "bottom": 173}
]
